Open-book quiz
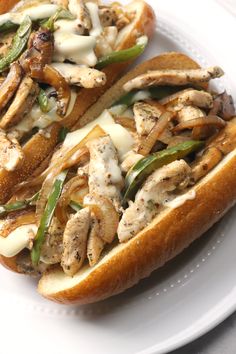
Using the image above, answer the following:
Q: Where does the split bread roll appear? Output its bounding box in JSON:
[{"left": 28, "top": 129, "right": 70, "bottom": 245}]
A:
[
  {"left": 1, "top": 52, "right": 236, "bottom": 305},
  {"left": 39, "top": 147, "right": 236, "bottom": 304},
  {"left": 37, "top": 53, "right": 236, "bottom": 304},
  {"left": 0, "top": 0, "right": 155, "bottom": 203}
]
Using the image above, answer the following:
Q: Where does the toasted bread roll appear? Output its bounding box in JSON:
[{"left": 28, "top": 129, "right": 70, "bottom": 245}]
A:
[{"left": 0, "top": 0, "right": 155, "bottom": 204}]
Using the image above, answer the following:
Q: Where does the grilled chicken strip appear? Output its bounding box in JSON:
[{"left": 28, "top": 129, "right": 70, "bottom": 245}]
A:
[
  {"left": 0, "top": 131, "right": 24, "bottom": 171},
  {"left": 178, "top": 90, "right": 213, "bottom": 109},
  {"left": 87, "top": 135, "right": 124, "bottom": 212},
  {"left": 40, "top": 218, "right": 64, "bottom": 265},
  {"left": 123, "top": 66, "right": 224, "bottom": 92},
  {"left": 0, "top": 77, "right": 39, "bottom": 129},
  {"left": 118, "top": 160, "right": 192, "bottom": 242},
  {"left": 51, "top": 63, "right": 106, "bottom": 88},
  {"left": 61, "top": 207, "right": 90, "bottom": 276},
  {"left": 133, "top": 101, "right": 173, "bottom": 144},
  {"left": 0, "top": 63, "right": 22, "bottom": 112},
  {"left": 133, "top": 101, "right": 163, "bottom": 136},
  {"left": 177, "top": 105, "right": 205, "bottom": 123},
  {"left": 87, "top": 216, "right": 105, "bottom": 266},
  {"left": 68, "top": 0, "right": 92, "bottom": 30}
]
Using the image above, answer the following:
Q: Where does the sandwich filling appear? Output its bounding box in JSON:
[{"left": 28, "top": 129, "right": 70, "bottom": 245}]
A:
[
  {"left": 0, "top": 62, "right": 236, "bottom": 277},
  {"left": 0, "top": 0, "right": 146, "bottom": 171}
]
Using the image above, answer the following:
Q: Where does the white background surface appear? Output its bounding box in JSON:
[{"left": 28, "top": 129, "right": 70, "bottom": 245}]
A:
[{"left": 1, "top": 1, "right": 236, "bottom": 354}]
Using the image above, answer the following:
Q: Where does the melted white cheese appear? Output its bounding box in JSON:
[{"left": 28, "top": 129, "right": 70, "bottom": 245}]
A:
[
  {"left": 0, "top": 224, "right": 37, "bottom": 257},
  {"left": 53, "top": 19, "right": 97, "bottom": 66},
  {"left": 0, "top": 4, "right": 59, "bottom": 25},
  {"left": 131, "top": 90, "right": 151, "bottom": 103},
  {"left": 13, "top": 90, "right": 77, "bottom": 134},
  {"left": 165, "top": 190, "right": 196, "bottom": 209},
  {"left": 86, "top": 2, "right": 102, "bottom": 38},
  {"left": 64, "top": 109, "right": 134, "bottom": 160}
]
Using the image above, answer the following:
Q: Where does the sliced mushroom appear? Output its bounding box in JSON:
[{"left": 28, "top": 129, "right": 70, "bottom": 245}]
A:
[
  {"left": 32, "top": 28, "right": 54, "bottom": 66},
  {"left": 20, "top": 28, "right": 54, "bottom": 75},
  {"left": 68, "top": 0, "right": 92, "bottom": 30},
  {"left": 0, "top": 131, "right": 24, "bottom": 171},
  {"left": 0, "top": 62, "right": 22, "bottom": 113},
  {"left": 118, "top": 160, "right": 192, "bottom": 242},
  {"left": 217, "top": 92, "right": 235, "bottom": 121},
  {"left": 0, "top": 77, "right": 39, "bottom": 129},
  {"left": 123, "top": 67, "right": 224, "bottom": 92},
  {"left": 40, "top": 65, "right": 71, "bottom": 116},
  {"left": 178, "top": 90, "right": 213, "bottom": 109},
  {"left": 87, "top": 215, "right": 105, "bottom": 266},
  {"left": 61, "top": 207, "right": 91, "bottom": 276},
  {"left": 51, "top": 62, "right": 106, "bottom": 88}
]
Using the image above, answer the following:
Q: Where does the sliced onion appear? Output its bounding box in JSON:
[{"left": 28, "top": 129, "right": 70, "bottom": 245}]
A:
[
  {"left": 172, "top": 115, "right": 226, "bottom": 133},
  {"left": 137, "top": 110, "right": 176, "bottom": 155},
  {"left": 84, "top": 194, "right": 119, "bottom": 244},
  {"left": 15, "top": 125, "right": 105, "bottom": 196},
  {"left": 56, "top": 175, "right": 88, "bottom": 224},
  {"left": 167, "top": 135, "right": 192, "bottom": 148},
  {"left": 36, "top": 125, "right": 106, "bottom": 221},
  {"left": 1, "top": 211, "right": 36, "bottom": 238},
  {"left": 114, "top": 116, "right": 136, "bottom": 131},
  {"left": 159, "top": 88, "right": 192, "bottom": 105}
]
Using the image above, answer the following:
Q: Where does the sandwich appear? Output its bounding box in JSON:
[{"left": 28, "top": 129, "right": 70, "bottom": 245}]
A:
[
  {"left": 0, "top": 52, "right": 235, "bottom": 305},
  {"left": 0, "top": 0, "right": 155, "bottom": 203}
]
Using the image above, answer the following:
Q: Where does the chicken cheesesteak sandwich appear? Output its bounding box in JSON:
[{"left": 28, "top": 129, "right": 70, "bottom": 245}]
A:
[
  {"left": 0, "top": 0, "right": 155, "bottom": 203},
  {"left": 0, "top": 52, "right": 236, "bottom": 305}
]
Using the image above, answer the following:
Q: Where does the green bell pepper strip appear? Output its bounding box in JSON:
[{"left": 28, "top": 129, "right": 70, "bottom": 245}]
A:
[
  {"left": 0, "top": 16, "right": 32, "bottom": 73},
  {"left": 38, "top": 89, "right": 50, "bottom": 113},
  {"left": 0, "top": 192, "right": 39, "bottom": 217},
  {"left": 41, "top": 8, "right": 75, "bottom": 31},
  {"left": 58, "top": 126, "right": 69, "bottom": 143},
  {"left": 96, "top": 36, "right": 148, "bottom": 70},
  {"left": 123, "top": 140, "right": 204, "bottom": 202},
  {"left": 0, "top": 21, "right": 18, "bottom": 33},
  {"left": 112, "top": 86, "right": 191, "bottom": 107},
  {"left": 70, "top": 200, "right": 83, "bottom": 212},
  {"left": 31, "top": 170, "right": 68, "bottom": 266},
  {"left": 0, "top": 9, "right": 75, "bottom": 33}
]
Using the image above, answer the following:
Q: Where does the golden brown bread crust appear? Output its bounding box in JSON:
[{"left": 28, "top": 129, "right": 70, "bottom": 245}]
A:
[
  {"left": 38, "top": 148, "right": 236, "bottom": 304},
  {"left": 0, "top": 0, "right": 155, "bottom": 204},
  {"left": 0, "top": 0, "right": 18, "bottom": 13},
  {"left": 0, "top": 123, "right": 61, "bottom": 204}
]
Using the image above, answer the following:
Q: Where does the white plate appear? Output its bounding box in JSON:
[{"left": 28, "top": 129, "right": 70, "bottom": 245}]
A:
[{"left": 1, "top": 1, "right": 236, "bottom": 354}]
